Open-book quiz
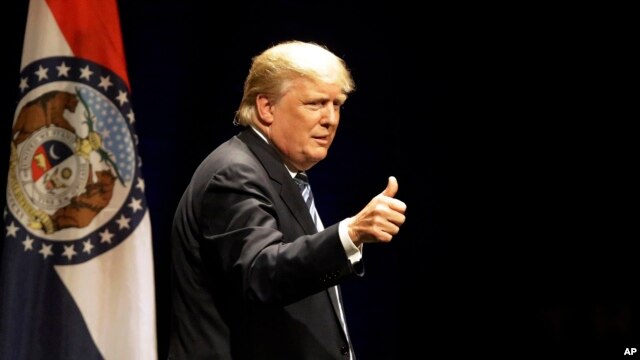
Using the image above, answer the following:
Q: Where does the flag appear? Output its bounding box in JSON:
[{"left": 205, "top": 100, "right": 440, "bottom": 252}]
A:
[{"left": 0, "top": 0, "right": 157, "bottom": 359}]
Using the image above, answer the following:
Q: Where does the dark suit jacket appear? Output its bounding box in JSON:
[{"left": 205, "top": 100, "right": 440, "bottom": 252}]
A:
[{"left": 169, "top": 128, "right": 364, "bottom": 359}]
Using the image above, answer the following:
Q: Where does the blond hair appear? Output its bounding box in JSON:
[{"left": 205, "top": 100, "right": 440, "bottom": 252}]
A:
[{"left": 235, "top": 41, "right": 355, "bottom": 126}]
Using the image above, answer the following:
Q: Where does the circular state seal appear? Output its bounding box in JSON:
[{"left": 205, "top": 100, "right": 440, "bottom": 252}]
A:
[{"left": 4, "top": 56, "right": 147, "bottom": 265}]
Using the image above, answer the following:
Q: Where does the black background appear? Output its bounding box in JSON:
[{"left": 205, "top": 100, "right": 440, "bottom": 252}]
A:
[{"left": 1, "top": 1, "right": 636, "bottom": 358}]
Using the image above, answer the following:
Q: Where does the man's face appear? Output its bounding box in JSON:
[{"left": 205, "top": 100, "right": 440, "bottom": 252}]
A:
[{"left": 268, "top": 78, "right": 347, "bottom": 171}]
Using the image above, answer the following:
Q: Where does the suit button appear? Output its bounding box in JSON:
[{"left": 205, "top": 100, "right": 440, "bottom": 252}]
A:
[{"left": 340, "top": 345, "right": 349, "bottom": 355}]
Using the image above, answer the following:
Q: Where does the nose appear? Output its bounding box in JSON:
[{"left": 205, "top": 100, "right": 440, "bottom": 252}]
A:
[{"left": 320, "top": 103, "right": 339, "bottom": 126}]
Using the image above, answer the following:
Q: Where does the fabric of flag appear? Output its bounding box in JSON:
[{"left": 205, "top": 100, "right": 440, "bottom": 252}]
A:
[{"left": 0, "top": 0, "right": 157, "bottom": 359}]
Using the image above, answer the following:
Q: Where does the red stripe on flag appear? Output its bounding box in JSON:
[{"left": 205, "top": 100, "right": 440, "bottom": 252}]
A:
[{"left": 45, "top": 0, "right": 130, "bottom": 88}]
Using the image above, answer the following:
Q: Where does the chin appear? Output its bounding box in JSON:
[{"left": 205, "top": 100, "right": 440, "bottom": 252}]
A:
[
  {"left": 313, "top": 151, "right": 328, "bottom": 162},
  {"left": 300, "top": 156, "right": 326, "bottom": 170}
]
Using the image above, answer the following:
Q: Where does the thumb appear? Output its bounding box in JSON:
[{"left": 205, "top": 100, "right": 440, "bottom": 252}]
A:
[{"left": 382, "top": 176, "right": 398, "bottom": 197}]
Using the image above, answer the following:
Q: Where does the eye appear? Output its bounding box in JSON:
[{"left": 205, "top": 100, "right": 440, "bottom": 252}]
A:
[{"left": 305, "top": 101, "right": 324, "bottom": 110}]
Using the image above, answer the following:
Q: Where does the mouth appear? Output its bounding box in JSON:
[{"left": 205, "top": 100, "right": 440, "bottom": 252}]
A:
[{"left": 312, "top": 135, "right": 330, "bottom": 145}]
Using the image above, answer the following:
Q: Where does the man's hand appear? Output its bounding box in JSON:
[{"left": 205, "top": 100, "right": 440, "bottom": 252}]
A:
[{"left": 347, "top": 176, "right": 407, "bottom": 247}]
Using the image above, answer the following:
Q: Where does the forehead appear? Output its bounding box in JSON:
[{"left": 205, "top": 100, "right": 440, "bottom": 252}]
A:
[{"left": 286, "top": 78, "right": 347, "bottom": 102}]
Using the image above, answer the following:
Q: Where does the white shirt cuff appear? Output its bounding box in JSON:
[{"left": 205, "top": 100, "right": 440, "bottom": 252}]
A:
[{"left": 339, "top": 219, "right": 362, "bottom": 264}]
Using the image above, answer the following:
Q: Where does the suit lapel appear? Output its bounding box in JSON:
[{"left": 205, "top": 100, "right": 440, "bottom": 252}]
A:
[
  {"left": 279, "top": 181, "right": 318, "bottom": 235},
  {"left": 238, "top": 129, "right": 317, "bottom": 235}
]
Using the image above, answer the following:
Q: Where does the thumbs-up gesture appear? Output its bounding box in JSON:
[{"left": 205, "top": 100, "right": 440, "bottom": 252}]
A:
[{"left": 347, "top": 176, "right": 407, "bottom": 246}]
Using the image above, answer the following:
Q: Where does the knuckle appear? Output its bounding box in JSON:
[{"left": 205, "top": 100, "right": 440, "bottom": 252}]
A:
[{"left": 374, "top": 203, "right": 386, "bottom": 212}]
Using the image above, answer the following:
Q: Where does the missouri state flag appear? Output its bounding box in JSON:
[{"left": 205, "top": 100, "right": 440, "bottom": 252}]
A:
[{"left": 0, "top": 0, "right": 157, "bottom": 359}]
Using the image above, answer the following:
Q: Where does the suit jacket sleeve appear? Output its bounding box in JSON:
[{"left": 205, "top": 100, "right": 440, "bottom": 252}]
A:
[{"left": 197, "top": 159, "right": 357, "bottom": 307}]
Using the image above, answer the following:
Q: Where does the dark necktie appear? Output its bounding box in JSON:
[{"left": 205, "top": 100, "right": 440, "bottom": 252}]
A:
[{"left": 293, "top": 172, "right": 323, "bottom": 230}]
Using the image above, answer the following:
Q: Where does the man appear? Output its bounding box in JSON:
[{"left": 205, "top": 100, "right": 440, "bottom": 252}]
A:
[{"left": 169, "top": 40, "right": 406, "bottom": 359}]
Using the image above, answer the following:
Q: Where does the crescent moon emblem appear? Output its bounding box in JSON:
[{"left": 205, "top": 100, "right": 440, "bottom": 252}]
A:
[{"left": 49, "top": 144, "right": 60, "bottom": 160}]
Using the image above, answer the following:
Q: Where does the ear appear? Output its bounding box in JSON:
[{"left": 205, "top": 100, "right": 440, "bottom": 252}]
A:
[{"left": 256, "top": 94, "right": 275, "bottom": 125}]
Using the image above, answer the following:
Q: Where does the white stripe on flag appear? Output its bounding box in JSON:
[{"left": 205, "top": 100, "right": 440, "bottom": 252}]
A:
[
  {"left": 55, "top": 212, "right": 157, "bottom": 360},
  {"left": 21, "top": 0, "right": 73, "bottom": 68}
]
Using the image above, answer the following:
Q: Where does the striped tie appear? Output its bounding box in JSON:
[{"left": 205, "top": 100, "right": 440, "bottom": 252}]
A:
[{"left": 293, "top": 172, "right": 324, "bottom": 230}]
